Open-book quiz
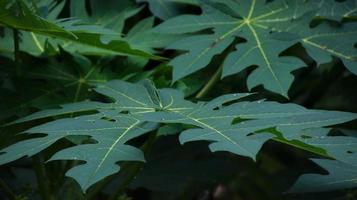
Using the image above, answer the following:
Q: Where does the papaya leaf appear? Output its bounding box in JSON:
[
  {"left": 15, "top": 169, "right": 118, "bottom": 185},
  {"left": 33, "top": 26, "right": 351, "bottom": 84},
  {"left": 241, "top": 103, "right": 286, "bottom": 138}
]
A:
[
  {"left": 68, "top": 0, "right": 182, "bottom": 56},
  {"left": 0, "top": 0, "right": 75, "bottom": 39},
  {"left": 0, "top": 50, "right": 117, "bottom": 121},
  {"left": 299, "top": 128, "right": 357, "bottom": 167},
  {"left": 154, "top": 0, "right": 357, "bottom": 96},
  {"left": 0, "top": 0, "right": 160, "bottom": 59},
  {"left": 312, "top": 0, "right": 357, "bottom": 21},
  {"left": 1, "top": 80, "right": 356, "bottom": 191},
  {"left": 291, "top": 21, "right": 357, "bottom": 75},
  {"left": 137, "top": 0, "right": 199, "bottom": 20},
  {"left": 287, "top": 128, "right": 357, "bottom": 193},
  {"left": 288, "top": 159, "right": 357, "bottom": 193}
]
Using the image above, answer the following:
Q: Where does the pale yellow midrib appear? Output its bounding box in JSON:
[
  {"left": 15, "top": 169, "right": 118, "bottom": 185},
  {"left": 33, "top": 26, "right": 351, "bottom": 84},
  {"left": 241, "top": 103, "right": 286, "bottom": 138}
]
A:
[
  {"left": 185, "top": 115, "right": 254, "bottom": 157},
  {"left": 84, "top": 120, "right": 140, "bottom": 188},
  {"left": 247, "top": 23, "right": 285, "bottom": 94},
  {"left": 302, "top": 39, "right": 353, "bottom": 60},
  {"left": 30, "top": 32, "right": 44, "bottom": 52}
]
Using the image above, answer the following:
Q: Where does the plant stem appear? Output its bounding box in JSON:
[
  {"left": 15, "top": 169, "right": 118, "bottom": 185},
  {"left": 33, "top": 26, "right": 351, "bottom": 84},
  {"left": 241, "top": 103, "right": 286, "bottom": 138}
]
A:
[
  {"left": 108, "top": 163, "right": 142, "bottom": 200},
  {"left": 86, "top": 133, "right": 158, "bottom": 200},
  {"left": 12, "top": 28, "right": 21, "bottom": 76},
  {"left": 0, "top": 178, "right": 16, "bottom": 200},
  {"left": 85, "top": 175, "right": 114, "bottom": 200},
  {"left": 195, "top": 64, "right": 223, "bottom": 99},
  {"left": 33, "top": 155, "right": 55, "bottom": 200},
  {"left": 108, "top": 133, "right": 157, "bottom": 200}
]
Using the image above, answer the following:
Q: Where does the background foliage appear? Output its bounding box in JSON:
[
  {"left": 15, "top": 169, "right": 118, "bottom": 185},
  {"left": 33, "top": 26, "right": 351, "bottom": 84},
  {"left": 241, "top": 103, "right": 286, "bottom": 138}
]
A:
[{"left": 0, "top": 0, "right": 356, "bottom": 200}]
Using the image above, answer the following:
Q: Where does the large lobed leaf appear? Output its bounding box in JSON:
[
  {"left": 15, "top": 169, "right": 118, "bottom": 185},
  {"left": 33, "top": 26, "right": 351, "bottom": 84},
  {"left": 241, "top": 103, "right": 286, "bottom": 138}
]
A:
[
  {"left": 154, "top": 0, "right": 357, "bottom": 96},
  {"left": 0, "top": 80, "right": 356, "bottom": 191}
]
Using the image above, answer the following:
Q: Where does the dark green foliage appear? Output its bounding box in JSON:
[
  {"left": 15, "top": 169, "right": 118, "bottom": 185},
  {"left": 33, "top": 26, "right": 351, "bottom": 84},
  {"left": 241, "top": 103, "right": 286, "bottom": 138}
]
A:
[{"left": 0, "top": 0, "right": 356, "bottom": 199}]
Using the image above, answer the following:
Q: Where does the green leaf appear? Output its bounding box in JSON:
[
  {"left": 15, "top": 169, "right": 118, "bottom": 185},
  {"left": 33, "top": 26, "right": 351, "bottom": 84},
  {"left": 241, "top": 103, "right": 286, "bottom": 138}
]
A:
[
  {"left": 311, "top": 0, "right": 357, "bottom": 21},
  {"left": 65, "top": 0, "right": 180, "bottom": 58},
  {"left": 0, "top": 0, "right": 75, "bottom": 38},
  {"left": 0, "top": 0, "right": 160, "bottom": 59},
  {"left": 71, "top": 0, "right": 141, "bottom": 29},
  {"left": 1, "top": 80, "right": 355, "bottom": 191},
  {"left": 288, "top": 128, "right": 357, "bottom": 193},
  {"left": 292, "top": 21, "right": 357, "bottom": 75},
  {"left": 288, "top": 159, "right": 357, "bottom": 193},
  {"left": 126, "top": 17, "right": 184, "bottom": 53},
  {"left": 0, "top": 50, "right": 117, "bottom": 121},
  {"left": 154, "top": 0, "right": 357, "bottom": 96},
  {"left": 137, "top": 0, "right": 199, "bottom": 20},
  {"left": 2, "top": 112, "right": 158, "bottom": 191},
  {"left": 299, "top": 128, "right": 357, "bottom": 167}
]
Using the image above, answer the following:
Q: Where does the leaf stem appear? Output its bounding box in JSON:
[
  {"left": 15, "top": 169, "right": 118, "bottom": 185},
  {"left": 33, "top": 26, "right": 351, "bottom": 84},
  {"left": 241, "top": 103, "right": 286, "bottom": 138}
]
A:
[
  {"left": 86, "top": 133, "right": 158, "bottom": 200},
  {"left": 0, "top": 178, "right": 16, "bottom": 200},
  {"left": 195, "top": 64, "right": 223, "bottom": 99},
  {"left": 12, "top": 28, "right": 21, "bottom": 76},
  {"left": 108, "top": 132, "right": 157, "bottom": 200},
  {"left": 33, "top": 155, "right": 55, "bottom": 200},
  {"left": 108, "top": 163, "right": 142, "bottom": 200},
  {"left": 85, "top": 175, "right": 114, "bottom": 200}
]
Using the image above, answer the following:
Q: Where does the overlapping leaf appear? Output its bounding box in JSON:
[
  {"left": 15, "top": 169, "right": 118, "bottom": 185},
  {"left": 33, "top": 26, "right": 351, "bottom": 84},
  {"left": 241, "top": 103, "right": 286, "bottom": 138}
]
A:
[
  {"left": 0, "top": 0, "right": 180, "bottom": 121},
  {"left": 137, "top": 0, "right": 199, "bottom": 20},
  {"left": 312, "top": 0, "right": 357, "bottom": 21},
  {"left": 1, "top": 80, "right": 356, "bottom": 191},
  {"left": 0, "top": 0, "right": 159, "bottom": 59},
  {"left": 0, "top": 50, "right": 116, "bottom": 121},
  {"left": 299, "top": 128, "right": 357, "bottom": 166},
  {"left": 288, "top": 128, "right": 357, "bottom": 193},
  {"left": 154, "top": 0, "right": 357, "bottom": 96},
  {"left": 0, "top": 0, "right": 75, "bottom": 38},
  {"left": 289, "top": 159, "right": 357, "bottom": 193},
  {"left": 285, "top": 19, "right": 357, "bottom": 75},
  {"left": 68, "top": 0, "right": 182, "bottom": 56}
]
